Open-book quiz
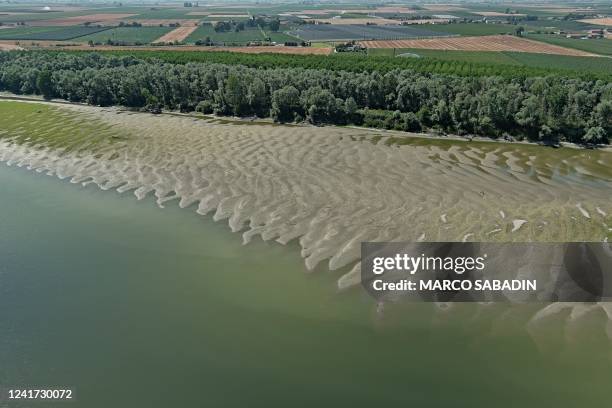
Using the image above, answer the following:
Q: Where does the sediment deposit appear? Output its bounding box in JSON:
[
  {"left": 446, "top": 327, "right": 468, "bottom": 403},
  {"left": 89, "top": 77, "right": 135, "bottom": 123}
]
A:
[{"left": 0, "top": 100, "right": 610, "bottom": 291}]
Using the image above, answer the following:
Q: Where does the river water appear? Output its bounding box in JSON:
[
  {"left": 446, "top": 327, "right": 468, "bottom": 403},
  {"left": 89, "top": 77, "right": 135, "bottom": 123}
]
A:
[{"left": 1, "top": 161, "right": 611, "bottom": 408}]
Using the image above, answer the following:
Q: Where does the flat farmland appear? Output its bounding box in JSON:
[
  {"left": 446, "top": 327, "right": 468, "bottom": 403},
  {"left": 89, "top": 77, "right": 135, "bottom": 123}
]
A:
[
  {"left": 366, "top": 47, "right": 612, "bottom": 73},
  {"left": 288, "top": 24, "right": 455, "bottom": 41},
  {"left": 414, "top": 23, "right": 517, "bottom": 36},
  {"left": 125, "top": 9, "right": 204, "bottom": 20},
  {"left": 0, "top": 25, "right": 110, "bottom": 40},
  {"left": 528, "top": 34, "right": 612, "bottom": 56},
  {"left": 50, "top": 44, "right": 333, "bottom": 55},
  {"left": 264, "top": 31, "right": 301, "bottom": 43},
  {"left": 153, "top": 25, "right": 199, "bottom": 43},
  {"left": 577, "top": 18, "right": 612, "bottom": 26},
  {"left": 122, "top": 19, "right": 197, "bottom": 26},
  {"left": 76, "top": 27, "right": 174, "bottom": 44},
  {"left": 361, "top": 35, "right": 598, "bottom": 56},
  {"left": 307, "top": 18, "right": 401, "bottom": 25},
  {"left": 30, "top": 13, "right": 137, "bottom": 26},
  {"left": 185, "top": 25, "right": 264, "bottom": 44}
]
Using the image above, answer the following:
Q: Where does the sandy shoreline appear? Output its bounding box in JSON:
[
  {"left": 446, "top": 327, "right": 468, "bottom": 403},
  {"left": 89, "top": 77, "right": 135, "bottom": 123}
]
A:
[
  {"left": 1, "top": 98, "right": 611, "bottom": 333},
  {"left": 0, "top": 99, "right": 610, "bottom": 290},
  {"left": 2, "top": 94, "right": 608, "bottom": 152}
]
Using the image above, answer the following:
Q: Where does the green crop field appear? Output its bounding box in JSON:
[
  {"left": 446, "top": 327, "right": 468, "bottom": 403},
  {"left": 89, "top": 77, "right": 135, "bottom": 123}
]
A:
[
  {"left": 262, "top": 31, "right": 300, "bottom": 43},
  {"left": 368, "top": 47, "right": 612, "bottom": 75},
  {"left": 416, "top": 23, "right": 517, "bottom": 36},
  {"left": 367, "top": 48, "right": 523, "bottom": 64},
  {"left": 76, "top": 27, "right": 173, "bottom": 44},
  {"left": 185, "top": 25, "right": 264, "bottom": 44},
  {"left": 0, "top": 26, "right": 110, "bottom": 40},
  {"left": 0, "top": 10, "right": 88, "bottom": 23},
  {"left": 527, "top": 34, "right": 612, "bottom": 56},
  {"left": 125, "top": 8, "right": 203, "bottom": 20},
  {"left": 525, "top": 19, "right": 598, "bottom": 32}
]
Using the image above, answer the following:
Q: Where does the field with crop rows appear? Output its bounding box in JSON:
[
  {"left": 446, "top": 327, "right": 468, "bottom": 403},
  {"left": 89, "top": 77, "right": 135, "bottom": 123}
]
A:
[
  {"left": 76, "top": 27, "right": 173, "bottom": 44},
  {"left": 361, "top": 35, "right": 597, "bottom": 56},
  {"left": 527, "top": 34, "right": 612, "bottom": 56},
  {"left": 288, "top": 24, "right": 455, "bottom": 41},
  {"left": 366, "top": 47, "right": 612, "bottom": 74},
  {"left": 124, "top": 8, "right": 206, "bottom": 20},
  {"left": 185, "top": 25, "right": 264, "bottom": 44},
  {"left": 415, "top": 23, "right": 518, "bottom": 36},
  {"left": 0, "top": 25, "right": 110, "bottom": 40}
]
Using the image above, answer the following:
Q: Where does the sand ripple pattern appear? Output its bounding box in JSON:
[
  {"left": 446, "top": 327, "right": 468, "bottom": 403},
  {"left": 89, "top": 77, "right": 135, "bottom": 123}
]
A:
[{"left": 0, "top": 103, "right": 610, "bottom": 290}]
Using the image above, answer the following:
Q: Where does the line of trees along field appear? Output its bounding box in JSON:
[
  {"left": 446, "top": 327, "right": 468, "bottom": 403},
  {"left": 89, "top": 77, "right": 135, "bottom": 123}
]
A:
[
  {"left": 0, "top": 51, "right": 609, "bottom": 144},
  {"left": 85, "top": 50, "right": 612, "bottom": 81}
]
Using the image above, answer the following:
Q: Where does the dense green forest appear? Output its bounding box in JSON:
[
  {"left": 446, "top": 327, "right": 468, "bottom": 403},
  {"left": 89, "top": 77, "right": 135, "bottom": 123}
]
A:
[{"left": 0, "top": 51, "right": 610, "bottom": 144}]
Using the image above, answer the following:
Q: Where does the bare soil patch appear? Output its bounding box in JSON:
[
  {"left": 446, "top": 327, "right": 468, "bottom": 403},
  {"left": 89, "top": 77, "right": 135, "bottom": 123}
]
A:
[
  {"left": 0, "top": 42, "right": 22, "bottom": 50},
  {"left": 577, "top": 18, "right": 612, "bottom": 26},
  {"left": 153, "top": 25, "right": 198, "bottom": 43}
]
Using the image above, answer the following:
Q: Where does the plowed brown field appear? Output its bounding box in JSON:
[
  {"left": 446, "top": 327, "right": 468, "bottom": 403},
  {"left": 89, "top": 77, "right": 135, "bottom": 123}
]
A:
[
  {"left": 360, "top": 35, "right": 598, "bottom": 56},
  {"left": 578, "top": 18, "right": 612, "bottom": 26},
  {"left": 153, "top": 25, "right": 198, "bottom": 43}
]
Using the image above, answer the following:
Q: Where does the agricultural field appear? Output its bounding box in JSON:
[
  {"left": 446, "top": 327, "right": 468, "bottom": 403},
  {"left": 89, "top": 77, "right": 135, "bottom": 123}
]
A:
[
  {"left": 76, "top": 27, "right": 174, "bottom": 44},
  {"left": 185, "top": 25, "right": 264, "bottom": 45},
  {"left": 154, "top": 25, "right": 199, "bottom": 43},
  {"left": 366, "top": 47, "right": 612, "bottom": 74},
  {"left": 288, "top": 24, "right": 454, "bottom": 41},
  {"left": 124, "top": 8, "right": 205, "bottom": 20},
  {"left": 527, "top": 34, "right": 612, "bottom": 56},
  {"left": 262, "top": 31, "right": 301, "bottom": 43},
  {"left": 29, "top": 13, "right": 136, "bottom": 26},
  {"left": 415, "top": 23, "right": 519, "bottom": 36},
  {"left": 0, "top": 25, "right": 110, "bottom": 40},
  {"left": 524, "top": 19, "right": 599, "bottom": 31},
  {"left": 361, "top": 35, "right": 598, "bottom": 56},
  {"left": 577, "top": 18, "right": 612, "bottom": 26}
]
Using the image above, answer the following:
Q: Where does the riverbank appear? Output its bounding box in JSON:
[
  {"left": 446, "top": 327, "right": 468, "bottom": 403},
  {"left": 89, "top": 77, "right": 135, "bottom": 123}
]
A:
[{"left": 2, "top": 93, "right": 609, "bottom": 152}]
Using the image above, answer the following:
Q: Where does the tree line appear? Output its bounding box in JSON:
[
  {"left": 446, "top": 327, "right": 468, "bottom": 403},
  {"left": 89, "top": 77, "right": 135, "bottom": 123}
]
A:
[{"left": 0, "top": 51, "right": 609, "bottom": 144}]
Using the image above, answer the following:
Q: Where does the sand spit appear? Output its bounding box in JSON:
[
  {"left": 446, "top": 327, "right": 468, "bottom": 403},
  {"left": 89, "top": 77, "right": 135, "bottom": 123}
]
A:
[{"left": 0, "top": 101, "right": 611, "bottom": 291}]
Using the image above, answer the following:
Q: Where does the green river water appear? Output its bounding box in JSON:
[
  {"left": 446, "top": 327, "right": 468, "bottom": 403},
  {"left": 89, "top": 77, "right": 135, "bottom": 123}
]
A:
[{"left": 1, "top": 163, "right": 611, "bottom": 408}]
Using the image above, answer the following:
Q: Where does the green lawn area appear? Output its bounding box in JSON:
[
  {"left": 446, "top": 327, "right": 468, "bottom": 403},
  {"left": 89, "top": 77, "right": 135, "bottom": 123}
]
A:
[
  {"left": 417, "top": 23, "right": 518, "bottom": 36},
  {"left": 185, "top": 25, "right": 264, "bottom": 44},
  {"left": 76, "top": 27, "right": 173, "bottom": 44},
  {"left": 527, "top": 34, "right": 612, "bottom": 56}
]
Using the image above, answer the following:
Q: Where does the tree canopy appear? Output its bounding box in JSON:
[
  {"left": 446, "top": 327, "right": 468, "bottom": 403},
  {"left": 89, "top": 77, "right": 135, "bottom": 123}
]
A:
[{"left": 0, "top": 51, "right": 609, "bottom": 144}]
